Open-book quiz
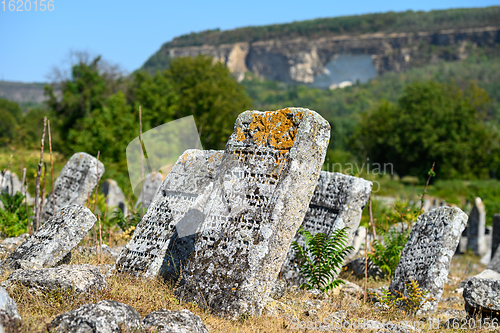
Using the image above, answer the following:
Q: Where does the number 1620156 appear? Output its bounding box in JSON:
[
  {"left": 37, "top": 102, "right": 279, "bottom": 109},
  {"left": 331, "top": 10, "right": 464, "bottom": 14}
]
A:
[{"left": 1, "top": 0, "right": 54, "bottom": 11}]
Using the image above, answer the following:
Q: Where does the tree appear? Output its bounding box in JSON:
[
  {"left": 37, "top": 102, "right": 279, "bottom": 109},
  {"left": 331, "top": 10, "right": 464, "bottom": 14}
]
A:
[
  {"left": 0, "top": 98, "right": 22, "bottom": 123},
  {"left": 133, "top": 55, "right": 252, "bottom": 150},
  {"left": 352, "top": 81, "right": 499, "bottom": 179}
]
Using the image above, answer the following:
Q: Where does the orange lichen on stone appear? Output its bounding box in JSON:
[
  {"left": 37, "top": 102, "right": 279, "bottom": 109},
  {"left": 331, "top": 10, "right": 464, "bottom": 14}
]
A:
[
  {"left": 235, "top": 127, "right": 246, "bottom": 142},
  {"left": 247, "top": 108, "right": 301, "bottom": 149}
]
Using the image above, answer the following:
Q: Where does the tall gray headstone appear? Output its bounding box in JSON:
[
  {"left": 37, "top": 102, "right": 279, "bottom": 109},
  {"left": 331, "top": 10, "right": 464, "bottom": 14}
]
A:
[
  {"left": 280, "top": 171, "right": 372, "bottom": 285},
  {"left": 41, "top": 152, "right": 104, "bottom": 223},
  {"left": 492, "top": 214, "right": 500, "bottom": 261},
  {"left": 389, "top": 206, "right": 468, "bottom": 313},
  {"left": 0, "top": 171, "right": 23, "bottom": 197},
  {"left": 466, "top": 197, "right": 486, "bottom": 256},
  {"left": 112, "top": 150, "right": 223, "bottom": 278},
  {"left": 488, "top": 242, "right": 500, "bottom": 273},
  {"left": 101, "top": 179, "right": 128, "bottom": 216},
  {"left": 134, "top": 172, "right": 163, "bottom": 210},
  {"left": 1, "top": 205, "right": 96, "bottom": 271},
  {"left": 177, "top": 108, "right": 330, "bottom": 318}
]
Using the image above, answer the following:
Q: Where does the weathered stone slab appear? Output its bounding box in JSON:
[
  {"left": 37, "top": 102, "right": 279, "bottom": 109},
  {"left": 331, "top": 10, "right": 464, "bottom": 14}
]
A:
[
  {"left": 0, "top": 171, "right": 23, "bottom": 197},
  {"left": 41, "top": 152, "right": 104, "bottom": 223},
  {"left": 50, "top": 300, "right": 143, "bottom": 332},
  {"left": 488, "top": 241, "right": 500, "bottom": 273},
  {"left": 466, "top": 197, "right": 487, "bottom": 256},
  {"left": 389, "top": 206, "right": 468, "bottom": 313},
  {"left": 1, "top": 205, "right": 96, "bottom": 272},
  {"left": 493, "top": 214, "right": 500, "bottom": 261},
  {"left": 178, "top": 108, "right": 330, "bottom": 318},
  {"left": 135, "top": 172, "right": 163, "bottom": 210},
  {"left": 7, "top": 264, "right": 106, "bottom": 293},
  {"left": 112, "top": 150, "right": 223, "bottom": 278},
  {"left": 458, "top": 269, "right": 500, "bottom": 289},
  {"left": 0, "top": 286, "right": 22, "bottom": 331},
  {"left": 280, "top": 171, "right": 372, "bottom": 285},
  {"left": 463, "top": 278, "right": 500, "bottom": 318},
  {"left": 101, "top": 179, "right": 128, "bottom": 216},
  {"left": 143, "top": 309, "right": 209, "bottom": 333}
]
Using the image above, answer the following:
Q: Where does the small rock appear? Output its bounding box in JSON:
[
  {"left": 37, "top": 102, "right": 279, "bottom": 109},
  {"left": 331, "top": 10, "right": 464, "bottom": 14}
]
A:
[
  {"left": 373, "top": 302, "right": 390, "bottom": 310},
  {"left": 458, "top": 269, "right": 500, "bottom": 288},
  {"left": 0, "top": 286, "right": 22, "bottom": 331},
  {"left": 339, "top": 281, "right": 363, "bottom": 299},
  {"left": 143, "top": 309, "right": 208, "bottom": 333},
  {"left": 270, "top": 279, "right": 287, "bottom": 300},
  {"left": 343, "top": 257, "right": 385, "bottom": 279},
  {"left": 75, "top": 244, "right": 119, "bottom": 259},
  {"left": 50, "top": 300, "right": 143, "bottom": 332},
  {"left": 305, "top": 288, "right": 327, "bottom": 299},
  {"left": 7, "top": 264, "right": 106, "bottom": 293},
  {"left": 463, "top": 278, "right": 500, "bottom": 318}
]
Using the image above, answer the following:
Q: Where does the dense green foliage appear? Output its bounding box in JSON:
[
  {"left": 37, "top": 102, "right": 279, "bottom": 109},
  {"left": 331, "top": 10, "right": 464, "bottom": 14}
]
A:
[
  {"left": 353, "top": 81, "right": 498, "bottom": 179},
  {"left": 0, "top": 192, "right": 31, "bottom": 237},
  {"left": 369, "top": 229, "right": 411, "bottom": 277},
  {"left": 291, "top": 227, "right": 353, "bottom": 292}
]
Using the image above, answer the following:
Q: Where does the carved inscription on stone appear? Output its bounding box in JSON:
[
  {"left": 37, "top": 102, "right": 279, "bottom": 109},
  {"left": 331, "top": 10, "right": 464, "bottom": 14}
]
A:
[
  {"left": 112, "top": 150, "right": 223, "bottom": 278},
  {"left": 134, "top": 172, "right": 164, "bottom": 210},
  {"left": 281, "top": 171, "right": 372, "bottom": 285},
  {"left": 41, "top": 152, "right": 104, "bottom": 223},
  {"left": 1, "top": 205, "right": 96, "bottom": 272},
  {"left": 389, "top": 206, "right": 468, "bottom": 313},
  {"left": 178, "top": 108, "right": 330, "bottom": 318}
]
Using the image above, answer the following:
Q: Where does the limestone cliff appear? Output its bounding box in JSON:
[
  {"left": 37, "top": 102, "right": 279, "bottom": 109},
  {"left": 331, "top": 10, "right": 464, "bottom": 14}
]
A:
[{"left": 145, "top": 26, "right": 500, "bottom": 85}]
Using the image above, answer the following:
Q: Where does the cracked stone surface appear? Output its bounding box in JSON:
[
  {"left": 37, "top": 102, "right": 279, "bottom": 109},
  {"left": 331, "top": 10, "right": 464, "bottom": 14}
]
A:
[
  {"left": 1, "top": 205, "right": 96, "bottom": 272},
  {"left": 177, "top": 108, "right": 330, "bottom": 318},
  {"left": 280, "top": 171, "right": 372, "bottom": 286},
  {"left": 463, "top": 277, "right": 500, "bottom": 318},
  {"left": 7, "top": 264, "right": 106, "bottom": 293},
  {"left": 112, "top": 150, "right": 223, "bottom": 279},
  {"left": 41, "top": 152, "right": 104, "bottom": 223},
  {"left": 389, "top": 206, "right": 468, "bottom": 313},
  {"left": 50, "top": 300, "right": 143, "bottom": 333},
  {"left": 143, "top": 309, "right": 208, "bottom": 333}
]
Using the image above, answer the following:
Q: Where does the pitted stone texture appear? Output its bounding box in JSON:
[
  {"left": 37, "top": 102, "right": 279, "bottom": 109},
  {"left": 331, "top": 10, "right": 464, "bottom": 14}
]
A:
[
  {"left": 0, "top": 171, "right": 28, "bottom": 201},
  {"left": 466, "top": 197, "right": 487, "bottom": 256},
  {"left": 458, "top": 269, "right": 500, "bottom": 289},
  {"left": 1, "top": 205, "right": 96, "bottom": 272},
  {"left": 41, "top": 152, "right": 104, "bottom": 223},
  {"left": 281, "top": 171, "right": 372, "bottom": 285},
  {"left": 178, "top": 108, "right": 330, "bottom": 318},
  {"left": 143, "top": 309, "right": 209, "bottom": 333},
  {"left": 389, "top": 207, "right": 468, "bottom": 313},
  {"left": 135, "top": 172, "right": 163, "bottom": 210},
  {"left": 0, "top": 286, "right": 21, "bottom": 333},
  {"left": 463, "top": 278, "right": 500, "bottom": 318},
  {"left": 101, "top": 179, "right": 128, "bottom": 216},
  {"left": 112, "top": 150, "right": 223, "bottom": 278},
  {"left": 7, "top": 264, "right": 106, "bottom": 293},
  {"left": 50, "top": 300, "right": 143, "bottom": 333}
]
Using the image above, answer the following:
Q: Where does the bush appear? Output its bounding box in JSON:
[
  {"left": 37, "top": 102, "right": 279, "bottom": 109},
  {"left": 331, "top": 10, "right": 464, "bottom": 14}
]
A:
[{"left": 0, "top": 192, "right": 31, "bottom": 237}]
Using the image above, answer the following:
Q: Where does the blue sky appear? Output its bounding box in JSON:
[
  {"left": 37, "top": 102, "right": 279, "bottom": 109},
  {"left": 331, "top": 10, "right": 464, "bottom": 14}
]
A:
[{"left": 0, "top": 0, "right": 498, "bottom": 82}]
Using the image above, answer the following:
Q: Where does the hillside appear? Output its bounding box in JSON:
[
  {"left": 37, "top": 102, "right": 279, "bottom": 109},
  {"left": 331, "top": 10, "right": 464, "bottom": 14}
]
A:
[{"left": 142, "top": 7, "right": 500, "bottom": 85}]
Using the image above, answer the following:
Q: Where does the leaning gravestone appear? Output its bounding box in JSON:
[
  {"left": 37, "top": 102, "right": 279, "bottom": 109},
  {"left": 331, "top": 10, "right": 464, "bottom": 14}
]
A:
[
  {"left": 488, "top": 238, "right": 500, "bottom": 273},
  {"left": 112, "top": 150, "right": 223, "bottom": 278},
  {"left": 389, "top": 206, "right": 468, "bottom": 313},
  {"left": 492, "top": 214, "right": 500, "bottom": 261},
  {"left": 177, "top": 108, "right": 330, "bottom": 318},
  {"left": 1, "top": 205, "right": 96, "bottom": 272},
  {"left": 41, "top": 152, "right": 104, "bottom": 223},
  {"left": 467, "top": 197, "right": 487, "bottom": 256},
  {"left": 134, "top": 172, "right": 163, "bottom": 210},
  {"left": 101, "top": 179, "right": 128, "bottom": 216},
  {"left": 280, "top": 171, "right": 372, "bottom": 285}
]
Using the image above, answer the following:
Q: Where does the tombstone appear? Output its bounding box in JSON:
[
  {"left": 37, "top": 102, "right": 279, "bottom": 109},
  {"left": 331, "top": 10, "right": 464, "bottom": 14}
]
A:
[
  {"left": 1, "top": 205, "right": 96, "bottom": 272},
  {"left": 389, "top": 206, "right": 468, "bottom": 313},
  {"left": 177, "top": 108, "right": 330, "bottom": 318},
  {"left": 488, "top": 242, "right": 500, "bottom": 273},
  {"left": 101, "top": 179, "right": 128, "bottom": 216},
  {"left": 41, "top": 152, "right": 104, "bottom": 223},
  {"left": 493, "top": 214, "right": 500, "bottom": 261},
  {"left": 112, "top": 150, "right": 224, "bottom": 278},
  {"left": 466, "top": 197, "right": 487, "bottom": 256},
  {"left": 348, "top": 226, "right": 367, "bottom": 259},
  {"left": 280, "top": 171, "right": 372, "bottom": 285},
  {"left": 134, "top": 172, "right": 163, "bottom": 210},
  {"left": 0, "top": 171, "right": 31, "bottom": 204}
]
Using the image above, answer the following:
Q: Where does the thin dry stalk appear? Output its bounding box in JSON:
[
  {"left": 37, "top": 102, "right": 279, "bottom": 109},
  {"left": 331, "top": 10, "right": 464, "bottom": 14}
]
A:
[
  {"left": 93, "top": 151, "right": 101, "bottom": 252},
  {"left": 21, "top": 168, "right": 26, "bottom": 193},
  {"left": 39, "top": 163, "right": 47, "bottom": 221},
  {"left": 363, "top": 229, "right": 368, "bottom": 303},
  {"left": 98, "top": 215, "right": 103, "bottom": 264},
  {"left": 34, "top": 117, "right": 47, "bottom": 231},
  {"left": 2, "top": 154, "right": 13, "bottom": 174},
  {"left": 420, "top": 162, "right": 436, "bottom": 213},
  {"left": 48, "top": 120, "right": 55, "bottom": 214},
  {"left": 139, "top": 106, "right": 145, "bottom": 216},
  {"left": 22, "top": 168, "right": 30, "bottom": 235}
]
